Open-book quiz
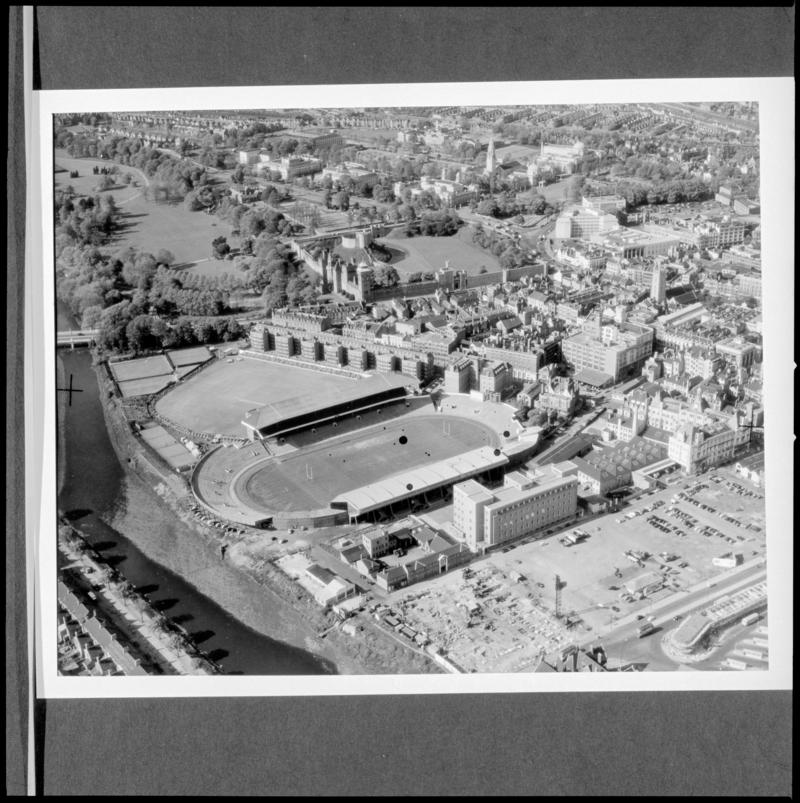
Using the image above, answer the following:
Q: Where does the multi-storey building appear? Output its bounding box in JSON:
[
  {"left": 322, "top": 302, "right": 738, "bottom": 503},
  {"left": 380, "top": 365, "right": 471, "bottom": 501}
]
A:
[
  {"left": 478, "top": 345, "right": 540, "bottom": 381},
  {"left": 625, "top": 389, "right": 711, "bottom": 434},
  {"left": 643, "top": 217, "right": 746, "bottom": 249},
  {"left": 453, "top": 472, "right": 578, "bottom": 551},
  {"left": 716, "top": 337, "right": 759, "bottom": 370},
  {"left": 683, "top": 346, "right": 720, "bottom": 380},
  {"left": 555, "top": 199, "right": 620, "bottom": 239},
  {"left": 444, "top": 357, "right": 474, "bottom": 394},
  {"left": 527, "top": 140, "right": 585, "bottom": 179},
  {"left": 668, "top": 417, "right": 750, "bottom": 474},
  {"left": 561, "top": 320, "right": 654, "bottom": 383},
  {"left": 258, "top": 155, "right": 323, "bottom": 181},
  {"left": 599, "top": 227, "right": 680, "bottom": 260},
  {"left": 452, "top": 479, "right": 496, "bottom": 550},
  {"left": 479, "top": 362, "right": 512, "bottom": 397}
]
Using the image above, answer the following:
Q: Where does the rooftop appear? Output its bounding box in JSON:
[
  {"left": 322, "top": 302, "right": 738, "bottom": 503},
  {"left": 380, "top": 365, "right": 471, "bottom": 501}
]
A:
[
  {"left": 242, "top": 372, "right": 410, "bottom": 433},
  {"left": 332, "top": 446, "right": 510, "bottom": 516}
]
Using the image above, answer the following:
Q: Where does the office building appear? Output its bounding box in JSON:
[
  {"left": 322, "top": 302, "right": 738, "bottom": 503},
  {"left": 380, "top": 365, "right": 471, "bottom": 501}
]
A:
[
  {"left": 453, "top": 472, "right": 578, "bottom": 551},
  {"left": 561, "top": 320, "right": 654, "bottom": 383}
]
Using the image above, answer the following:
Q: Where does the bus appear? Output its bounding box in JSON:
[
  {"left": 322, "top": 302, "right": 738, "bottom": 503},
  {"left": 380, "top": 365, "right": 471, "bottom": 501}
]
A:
[{"left": 636, "top": 622, "right": 656, "bottom": 638}]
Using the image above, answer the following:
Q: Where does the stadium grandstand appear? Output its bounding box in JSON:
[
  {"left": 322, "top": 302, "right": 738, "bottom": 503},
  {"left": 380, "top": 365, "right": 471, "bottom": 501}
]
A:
[
  {"left": 241, "top": 372, "right": 411, "bottom": 440},
  {"left": 331, "top": 446, "right": 510, "bottom": 523}
]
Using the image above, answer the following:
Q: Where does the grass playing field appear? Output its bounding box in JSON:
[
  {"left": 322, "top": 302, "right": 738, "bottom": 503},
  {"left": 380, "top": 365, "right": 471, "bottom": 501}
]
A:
[
  {"left": 155, "top": 358, "right": 358, "bottom": 437},
  {"left": 381, "top": 227, "right": 501, "bottom": 277},
  {"left": 234, "top": 414, "right": 499, "bottom": 513}
]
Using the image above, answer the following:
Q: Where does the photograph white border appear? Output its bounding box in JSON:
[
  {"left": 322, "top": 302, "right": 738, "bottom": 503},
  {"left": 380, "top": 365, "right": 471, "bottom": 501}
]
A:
[{"left": 30, "top": 78, "right": 794, "bottom": 698}]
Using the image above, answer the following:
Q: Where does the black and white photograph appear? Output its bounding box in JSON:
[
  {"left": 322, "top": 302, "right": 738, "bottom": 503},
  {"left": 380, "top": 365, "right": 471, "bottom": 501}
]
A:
[
  {"left": 30, "top": 80, "right": 792, "bottom": 694},
  {"left": 9, "top": 7, "right": 794, "bottom": 799}
]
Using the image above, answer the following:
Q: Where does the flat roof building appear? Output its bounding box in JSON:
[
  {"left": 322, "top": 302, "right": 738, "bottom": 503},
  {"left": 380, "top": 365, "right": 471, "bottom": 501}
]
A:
[
  {"left": 454, "top": 471, "right": 578, "bottom": 551},
  {"left": 561, "top": 320, "right": 654, "bottom": 384}
]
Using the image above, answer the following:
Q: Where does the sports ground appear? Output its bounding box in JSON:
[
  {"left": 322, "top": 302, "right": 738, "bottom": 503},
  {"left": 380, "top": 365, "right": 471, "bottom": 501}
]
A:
[
  {"left": 233, "top": 414, "right": 499, "bottom": 513},
  {"left": 155, "top": 357, "right": 358, "bottom": 436}
]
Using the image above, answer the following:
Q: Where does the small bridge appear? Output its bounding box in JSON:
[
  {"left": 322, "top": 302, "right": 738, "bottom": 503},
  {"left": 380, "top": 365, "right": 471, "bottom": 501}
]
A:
[{"left": 57, "top": 329, "right": 99, "bottom": 349}]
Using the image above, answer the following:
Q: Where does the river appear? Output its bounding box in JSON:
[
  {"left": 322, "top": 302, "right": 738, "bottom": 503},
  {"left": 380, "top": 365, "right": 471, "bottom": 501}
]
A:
[{"left": 56, "top": 305, "right": 334, "bottom": 675}]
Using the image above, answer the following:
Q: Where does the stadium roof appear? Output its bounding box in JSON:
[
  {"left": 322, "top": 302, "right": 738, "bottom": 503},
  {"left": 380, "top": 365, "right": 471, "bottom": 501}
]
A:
[
  {"left": 332, "top": 446, "right": 509, "bottom": 516},
  {"left": 241, "top": 372, "right": 410, "bottom": 433}
]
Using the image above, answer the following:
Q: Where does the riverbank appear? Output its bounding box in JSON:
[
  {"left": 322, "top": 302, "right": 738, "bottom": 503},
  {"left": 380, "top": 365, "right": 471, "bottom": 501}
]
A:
[
  {"left": 93, "top": 359, "right": 438, "bottom": 675},
  {"left": 56, "top": 354, "right": 67, "bottom": 496},
  {"left": 58, "top": 525, "right": 218, "bottom": 675}
]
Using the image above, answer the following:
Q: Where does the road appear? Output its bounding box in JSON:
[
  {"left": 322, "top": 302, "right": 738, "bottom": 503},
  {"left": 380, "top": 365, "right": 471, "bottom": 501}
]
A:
[{"left": 584, "top": 558, "right": 767, "bottom": 667}]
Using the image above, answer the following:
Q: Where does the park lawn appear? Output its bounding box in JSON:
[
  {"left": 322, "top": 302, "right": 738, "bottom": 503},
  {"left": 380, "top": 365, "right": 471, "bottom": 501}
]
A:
[
  {"left": 109, "top": 192, "right": 235, "bottom": 269},
  {"left": 54, "top": 149, "right": 234, "bottom": 268},
  {"left": 54, "top": 153, "right": 142, "bottom": 205},
  {"left": 381, "top": 227, "right": 501, "bottom": 277}
]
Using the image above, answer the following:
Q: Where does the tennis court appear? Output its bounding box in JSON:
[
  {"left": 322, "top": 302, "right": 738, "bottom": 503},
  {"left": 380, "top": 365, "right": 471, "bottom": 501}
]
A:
[
  {"left": 139, "top": 424, "right": 195, "bottom": 470},
  {"left": 117, "top": 376, "right": 176, "bottom": 399},
  {"left": 167, "top": 346, "right": 213, "bottom": 367},
  {"left": 109, "top": 354, "right": 173, "bottom": 383}
]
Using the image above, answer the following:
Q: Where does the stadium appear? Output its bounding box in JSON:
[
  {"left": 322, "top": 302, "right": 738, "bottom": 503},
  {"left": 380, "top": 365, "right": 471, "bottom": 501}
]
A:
[{"left": 154, "top": 354, "right": 530, "bottom": 529}]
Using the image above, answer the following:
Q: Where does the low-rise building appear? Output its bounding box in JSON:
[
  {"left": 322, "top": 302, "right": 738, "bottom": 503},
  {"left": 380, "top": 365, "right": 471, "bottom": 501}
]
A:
[
  {"left": 570, "top": 436, "right": 666, "bottom": 496},
  {"left": 536, "top": 376, "right": 579, "bottom": 416}
]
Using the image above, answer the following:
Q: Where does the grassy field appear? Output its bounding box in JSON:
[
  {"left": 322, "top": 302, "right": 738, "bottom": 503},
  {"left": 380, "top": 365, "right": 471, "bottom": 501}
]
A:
[
  {"left": 236, "top": 413, "right": 499, "bottom": 513},
  {"left": 54, "top": 149, "right": 233, "bottom": 269},
  {"left": 380, "top": 227, "right": 501, "bottom": 277},
  {"left": 54, "top": 154, "right": 144, "bottom": 204},
  {"left": 155, "top": 358, "right": 357, "bottom": 436}
]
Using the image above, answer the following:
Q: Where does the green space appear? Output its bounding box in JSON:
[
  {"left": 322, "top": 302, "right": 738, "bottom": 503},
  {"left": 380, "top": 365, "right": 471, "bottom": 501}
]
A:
[
  {"left": 380, "top": 227, "right": 501, "bottom": 277},
  {"left": 55, "top": 150, "right": 233, "bottom": 269}
]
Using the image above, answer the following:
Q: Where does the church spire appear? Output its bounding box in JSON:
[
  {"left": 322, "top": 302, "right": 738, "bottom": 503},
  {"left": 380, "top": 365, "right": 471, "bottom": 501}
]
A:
[{"left": 485, "top": 137, "right": 496, "bottom": 174}]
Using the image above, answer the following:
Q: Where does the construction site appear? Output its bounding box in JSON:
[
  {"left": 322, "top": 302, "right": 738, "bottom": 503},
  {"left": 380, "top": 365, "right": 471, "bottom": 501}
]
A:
[
  {"left": 386, "top": 563, "right": 574, "bottom": 673},
  {"left": 370, "top": 458, "right": 768, "bottom": 673}
]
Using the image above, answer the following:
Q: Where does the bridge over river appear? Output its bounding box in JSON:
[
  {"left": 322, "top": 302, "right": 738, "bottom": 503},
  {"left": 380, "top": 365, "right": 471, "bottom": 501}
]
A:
[{"left": 57, "top": 329, "right": 99, "bottom": 349}]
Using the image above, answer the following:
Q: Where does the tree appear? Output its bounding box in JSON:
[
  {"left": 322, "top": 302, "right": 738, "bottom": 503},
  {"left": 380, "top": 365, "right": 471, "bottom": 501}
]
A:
[
  {"left": 125, "top": 315, "right": 162, "bottom": 354},
  {"left": 97, "top": 300, "right": 134, "bottom": 352},
  {"left": 373, "top": 264, "right": 400, "bottom": 287},
  {"left": 477, "top": 197, "right": 500, "bottom": 217},
  {"left": 333, "top": 190, "right": 350, "bottom": 211},
  {"left": 155, "top": 249, "right": 175, "bottom": 268},
  {"left": 80, "top": 304, "right": 104, "bottom": 329},
  {"left": 211, "top": 236, "right": 230, "bottom": 260},
  {"left": 95, "top": 173, "right": 114, "bottom": 191}
]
